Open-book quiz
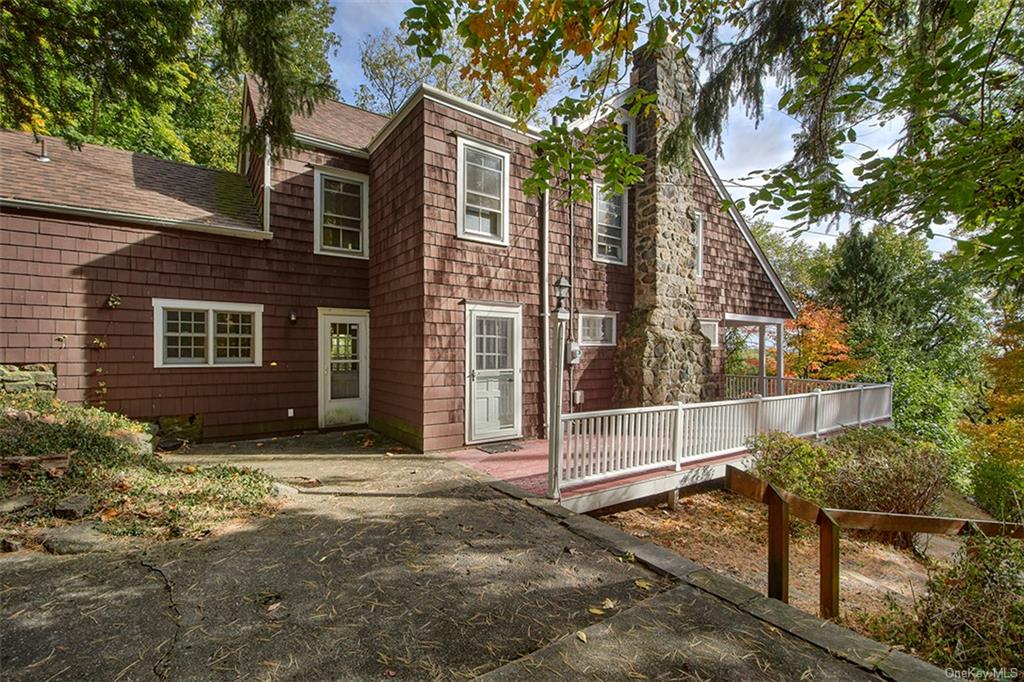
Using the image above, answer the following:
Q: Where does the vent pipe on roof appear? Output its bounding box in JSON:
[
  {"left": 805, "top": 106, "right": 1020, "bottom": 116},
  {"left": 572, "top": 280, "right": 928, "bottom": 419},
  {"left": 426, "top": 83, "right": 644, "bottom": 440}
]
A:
[{"left": 37, "top": 138, "right": 51, "bottom": 163}]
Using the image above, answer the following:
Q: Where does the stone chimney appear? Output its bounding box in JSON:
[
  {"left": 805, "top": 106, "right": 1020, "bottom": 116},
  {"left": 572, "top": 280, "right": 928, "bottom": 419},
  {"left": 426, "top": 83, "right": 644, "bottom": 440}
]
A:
[{"left": 616, "top": 43, "right": 708, "bottom": 406}]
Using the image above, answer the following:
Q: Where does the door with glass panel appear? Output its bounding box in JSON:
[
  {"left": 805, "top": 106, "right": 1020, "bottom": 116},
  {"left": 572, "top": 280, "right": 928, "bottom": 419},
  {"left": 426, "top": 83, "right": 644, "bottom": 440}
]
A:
[
  {"left": 319, "top": 312, "right": 368, "bottom": 427},
  {"left": 466, "top": 305, "right": 521, "bottom": 443}
]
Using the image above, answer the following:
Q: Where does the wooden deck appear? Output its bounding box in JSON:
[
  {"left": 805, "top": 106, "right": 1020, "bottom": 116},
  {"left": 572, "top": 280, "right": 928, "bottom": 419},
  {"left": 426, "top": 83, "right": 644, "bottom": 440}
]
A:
[{"left": 447, "top": 439, "right": 751, "bottom": 513}]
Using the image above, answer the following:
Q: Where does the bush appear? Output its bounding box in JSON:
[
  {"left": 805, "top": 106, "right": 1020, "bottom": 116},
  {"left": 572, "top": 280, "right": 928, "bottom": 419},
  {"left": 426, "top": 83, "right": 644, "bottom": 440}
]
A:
[
  {"left": 0, "top": 392, "right": 157, "bottom": 471},
  {"left": 965, "top": 418, "right": 1024, "bottom": 523},
  {"left": 870, "top": 534, "right": 1024, "bottom": 670},
  {"left": 749, "top": 428, "right": 948, "bottom": 544}
]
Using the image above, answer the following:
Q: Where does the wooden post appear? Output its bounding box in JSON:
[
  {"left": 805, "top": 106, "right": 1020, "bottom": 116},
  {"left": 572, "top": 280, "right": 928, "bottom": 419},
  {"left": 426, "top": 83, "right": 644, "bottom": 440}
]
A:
[
  {"left": 813, "top": 389, "right": 822, "bottom": 438},
  {"left": 857, "top": 385, "right": 864, "bottom": 426},
  {"left": 757, "top": 325, "right": 767, "bottom": 395},
  {"left": 754, "top": 394, "right": 763, "bottom": 434},
  {"left": 673, "top": 401, "right": 685, "bottom": 470},
  {"left": 547, "top": 314, "right": 568, "bottom": 499},
  {"left": 775, "top": 322, "right": 785, "bottom": 396},
  {"left": 766, "top": 485, "right": 790, "bottom": 603},
  {"left": 818, "top": 510, "right": 841, "bottom": 619},
  {"left": 665, "top": 488, "right": 679, "bottom": 510}
]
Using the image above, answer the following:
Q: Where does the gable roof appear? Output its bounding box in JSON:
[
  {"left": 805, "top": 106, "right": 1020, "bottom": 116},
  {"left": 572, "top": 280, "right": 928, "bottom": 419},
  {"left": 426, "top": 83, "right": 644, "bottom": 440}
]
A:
[
  {"left": 0, "top": 130, "right": 264, "bottom": 238},
  {"left": 244, "top": 76, "right": 389, "bottom": 153}
]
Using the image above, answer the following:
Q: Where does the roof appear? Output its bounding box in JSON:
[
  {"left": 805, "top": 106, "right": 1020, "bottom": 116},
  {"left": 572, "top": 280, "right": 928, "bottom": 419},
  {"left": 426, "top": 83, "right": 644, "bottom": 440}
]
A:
[
  {"left": 244, "top": 76, "right": 389, "bottom": 151},
  {"left": 0, "top": 130, "right": 261, "bottom": 234}
]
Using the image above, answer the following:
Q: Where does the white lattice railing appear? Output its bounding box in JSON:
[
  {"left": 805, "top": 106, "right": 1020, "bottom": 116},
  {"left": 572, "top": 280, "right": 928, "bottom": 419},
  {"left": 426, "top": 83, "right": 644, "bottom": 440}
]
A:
[{"left": 551, "top": 381, "right": 892, "bottom": 494}]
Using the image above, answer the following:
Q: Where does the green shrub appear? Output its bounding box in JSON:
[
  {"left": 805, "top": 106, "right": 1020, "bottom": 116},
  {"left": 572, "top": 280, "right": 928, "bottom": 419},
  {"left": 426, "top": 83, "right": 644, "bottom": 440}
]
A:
[
  {"left": 749, "top": 428, "right": 948, "bottom": 545},
  {"left": 964, "top": 418, "right": 1024, "bottom": 523},
  {"left": 749, "top": 432, "right": 841, "bottom": 503},
  {"left": 870, "top": 533, "right": 1024, "bottom": 670},
  {"left": 0, "top": 392, "right": 157, "bottom": 471}
]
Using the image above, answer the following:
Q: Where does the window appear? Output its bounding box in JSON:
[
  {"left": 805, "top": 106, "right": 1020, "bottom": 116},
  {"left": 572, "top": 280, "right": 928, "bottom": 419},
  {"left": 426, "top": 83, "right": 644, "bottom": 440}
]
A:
[
  {"left": 579, "top": 313, "right": 617, "bottom": 347},
  {"left": 153, "top": 299, "right": 263, "bottom": 368},
  {"left": 694, "top": 210, "right": 705, "bottom": 277},
  {"left": 314, "top": 168, "right": 369, "bottom": 258},
  {"left": 457, "top": 137, "right": 510, "bottom": 245},
  {"left": 617, "top": 111, "right": 636, "bottom": 153},
  {"left": 593, "top": 182, "right": 628, "bottom": 265},
  {"left": 700, "top": 320, "right": 719, "bottom": 348}
]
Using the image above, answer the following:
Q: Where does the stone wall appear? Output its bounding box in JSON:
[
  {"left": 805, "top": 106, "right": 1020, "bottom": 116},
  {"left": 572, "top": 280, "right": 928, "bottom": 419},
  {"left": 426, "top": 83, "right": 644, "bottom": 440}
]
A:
[
  {"left": 1, "top": 363, "right": 57, "bottom": 395},
  {"left": 616, "top": 44, "right": 710, "bottom": 406}
]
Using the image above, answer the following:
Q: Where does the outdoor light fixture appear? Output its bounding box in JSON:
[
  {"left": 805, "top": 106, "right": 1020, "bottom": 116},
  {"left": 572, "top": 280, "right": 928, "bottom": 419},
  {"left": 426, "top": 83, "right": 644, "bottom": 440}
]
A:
[
  {"left": 288, "top": 310, "right": 298, "bottom": 324},
  {"left": 553, "top": 275, "right": 571, "bottom": 313}
]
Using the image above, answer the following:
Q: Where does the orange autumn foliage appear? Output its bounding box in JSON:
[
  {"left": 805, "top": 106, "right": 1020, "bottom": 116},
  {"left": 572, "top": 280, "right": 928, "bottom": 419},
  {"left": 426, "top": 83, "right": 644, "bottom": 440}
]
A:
[{"left": 784, "top": 303, "right": 855, "bottom": 380}]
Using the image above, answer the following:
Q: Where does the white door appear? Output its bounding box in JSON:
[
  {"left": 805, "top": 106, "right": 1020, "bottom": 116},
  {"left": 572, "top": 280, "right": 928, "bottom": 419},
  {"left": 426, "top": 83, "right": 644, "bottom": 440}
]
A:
[
  {"left": 319, "top": 311, "right": 368, "bottom": 427},
  {"left": 466, "top": 304, "right": 522, "bottom": 443}
]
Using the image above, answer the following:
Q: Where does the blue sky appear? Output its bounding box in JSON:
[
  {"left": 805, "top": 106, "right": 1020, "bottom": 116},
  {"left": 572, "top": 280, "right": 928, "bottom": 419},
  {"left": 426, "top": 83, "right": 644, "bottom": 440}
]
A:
[{"left": 325, "top": 0, "right": 953, "bottom": 255}]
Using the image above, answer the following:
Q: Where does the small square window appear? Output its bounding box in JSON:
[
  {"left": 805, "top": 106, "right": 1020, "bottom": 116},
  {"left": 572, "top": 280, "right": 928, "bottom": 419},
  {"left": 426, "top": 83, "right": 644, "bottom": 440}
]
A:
[{"left": 579, "top": 313, "right": 616, "bottom": 347}]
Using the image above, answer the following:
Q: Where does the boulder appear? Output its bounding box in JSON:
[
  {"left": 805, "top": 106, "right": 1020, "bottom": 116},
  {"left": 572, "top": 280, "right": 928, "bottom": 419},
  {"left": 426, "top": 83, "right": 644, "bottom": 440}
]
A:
[
  {"left": 38, "top": 524, "right": 109, "bottom": 555},
  {"left": 0, "top": 495, "right": 35, "bottom": 514},
  {"left": 3, "top": 381, "right": 34, "bottom": 393},
  {"left": 1, "top": 538, "right": 22, "bottom": 552},
  {"left": 54, "top": 494, "right": 93, "bottom": 520}
]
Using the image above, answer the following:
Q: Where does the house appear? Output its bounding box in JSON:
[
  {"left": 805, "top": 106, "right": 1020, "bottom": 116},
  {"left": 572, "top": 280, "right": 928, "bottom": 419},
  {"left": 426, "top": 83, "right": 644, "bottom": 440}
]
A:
[{"left": 0, "top": 44, "right": 796, "bottom": 451}]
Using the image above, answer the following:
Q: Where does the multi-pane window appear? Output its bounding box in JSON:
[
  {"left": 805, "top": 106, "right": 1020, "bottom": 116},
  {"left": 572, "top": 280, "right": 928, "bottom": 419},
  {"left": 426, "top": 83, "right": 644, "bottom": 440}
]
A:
[
  {"left": 458, "top": 138, "right": 509, "bottom": 244},
  {"left": 215, "top": 312, "right": 254, "bottom": 364},
  {"left": 475, "top": 318, "right": 512, "bottom": 370},
  {"left": 594, "top": 185, "right": 627, "bottom": 264},
  {"left": 579, "top": 313, "right": 616, "bottom": 347},
  {"left": 164, "top": 310, "right": 207, "bottom": 363},
  {"left": 153, "top": 299, "right": 262, "bottom": 368},
  {"left": 315, "top": 169, "right": 368, "bottom": 258},
  {"left": 329, "top": 322, "right": 360, "bottom": 399}
]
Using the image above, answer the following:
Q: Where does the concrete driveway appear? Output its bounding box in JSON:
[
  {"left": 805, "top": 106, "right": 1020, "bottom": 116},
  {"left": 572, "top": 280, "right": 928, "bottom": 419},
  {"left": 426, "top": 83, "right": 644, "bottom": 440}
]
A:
[{"left": 1, "top": 431, "right": 934, "bottom": 680}]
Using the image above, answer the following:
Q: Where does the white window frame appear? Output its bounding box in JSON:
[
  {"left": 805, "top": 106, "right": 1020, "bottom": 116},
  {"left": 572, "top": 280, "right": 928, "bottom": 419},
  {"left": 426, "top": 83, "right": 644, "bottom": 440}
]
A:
[
  {"left": 700, "top": 319, "right": 719, "bottom": 348},
  {"left": 152, "top": 299, "right": 264, "bottom": 368},
  {"left": 616, "top": 110, "right": 636, "bottom": 154},
  {"left": 314, "top": 167, "right": 370, "bottom": 259},
  {"left": 579, "top": 312, "right": 617, "bottom": 347},
  {"left": 456, "top": 136, "right": 511, "bottom": 246},
  {"left": 694, "top": 210, "right": 705, "bottom": 278},
  {"left": 592, "top": 181, "right": 629, "bottom": 266}
]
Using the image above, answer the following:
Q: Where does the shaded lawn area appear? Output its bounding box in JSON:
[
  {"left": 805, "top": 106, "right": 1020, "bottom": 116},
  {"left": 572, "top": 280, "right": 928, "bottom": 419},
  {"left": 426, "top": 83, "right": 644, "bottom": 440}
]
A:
[{"left": 1, "top": 455, "right": 668, "bottom": 681}]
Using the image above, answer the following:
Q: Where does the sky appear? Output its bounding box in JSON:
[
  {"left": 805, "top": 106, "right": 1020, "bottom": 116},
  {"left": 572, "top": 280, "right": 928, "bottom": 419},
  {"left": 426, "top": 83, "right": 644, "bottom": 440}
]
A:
[{"left": 325, "top": 0, "right": 954, "bottom": 256}]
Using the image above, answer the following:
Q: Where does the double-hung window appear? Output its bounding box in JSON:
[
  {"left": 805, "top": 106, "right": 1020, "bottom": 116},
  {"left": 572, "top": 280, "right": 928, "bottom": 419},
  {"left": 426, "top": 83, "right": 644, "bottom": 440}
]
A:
[
  {"left": 579, "top": 312, "right": 617, "bottom": 347},
  {"left": 314, "top": 167, "right": 369, "bottom": 258},
  {"left": 457, "top": 137, "right": 510, "bottom": 245},
  {"left": 593, "top": 183, "right": 628, "bottom": 265},
  {"left": 153, "top": 299, "right": 263, "bottom": 368}
]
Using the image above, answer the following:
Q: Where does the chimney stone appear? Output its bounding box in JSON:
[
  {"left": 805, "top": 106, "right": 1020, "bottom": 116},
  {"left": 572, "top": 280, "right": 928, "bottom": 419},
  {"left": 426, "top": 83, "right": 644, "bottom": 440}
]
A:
[{"left": 615, "top": 43, "right": 708, "bottom": 406}]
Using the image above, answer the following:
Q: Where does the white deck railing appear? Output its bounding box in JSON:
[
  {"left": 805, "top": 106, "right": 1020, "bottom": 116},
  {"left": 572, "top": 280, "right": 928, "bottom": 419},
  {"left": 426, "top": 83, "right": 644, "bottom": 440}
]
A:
[
  {"left": 552, "top": 381, "right": 892, "bottom": 494},
  {"left": 723, "top": 374, "right": 863, "bottom": 398}
]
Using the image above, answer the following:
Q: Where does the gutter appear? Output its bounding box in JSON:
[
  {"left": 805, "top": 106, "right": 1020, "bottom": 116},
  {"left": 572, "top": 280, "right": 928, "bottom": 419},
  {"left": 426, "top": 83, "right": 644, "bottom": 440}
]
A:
[{"left": 1, "top": 198, "right": 271, "bottom": 241}]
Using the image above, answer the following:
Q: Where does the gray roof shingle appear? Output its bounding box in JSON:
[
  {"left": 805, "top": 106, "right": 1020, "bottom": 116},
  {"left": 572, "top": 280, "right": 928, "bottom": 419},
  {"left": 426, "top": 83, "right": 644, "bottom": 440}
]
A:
[{"left": 0, "top": 130, "right": 260, "bottom": 232}]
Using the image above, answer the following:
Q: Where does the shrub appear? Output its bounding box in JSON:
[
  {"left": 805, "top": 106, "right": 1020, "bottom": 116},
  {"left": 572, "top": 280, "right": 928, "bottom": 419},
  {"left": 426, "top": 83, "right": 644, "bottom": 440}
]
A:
[
  {"left": 870, "top": 533, "right": 1024, "bottom": 670},
  {"left": 749, "top": 432, "right": 841, "bottom": 503},
  {"left": 965, "top": 418, "right": 1024, "bottom": 523},
  {"left": 0, "top": 392, "right": 157, "bottom": 471}
]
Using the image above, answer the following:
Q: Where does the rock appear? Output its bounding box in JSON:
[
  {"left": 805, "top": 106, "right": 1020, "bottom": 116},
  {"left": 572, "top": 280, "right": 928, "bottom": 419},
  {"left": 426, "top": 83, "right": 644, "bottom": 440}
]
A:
[
  {"left": 22, "top": 364, "right": 54, "bottom": 373},
  {"left": 29, "top": 371, "right": 56, "bottom": 387},
  {"left": 3, "top": 381, "right": 34, "bottom": 393},
  {"left": 2, "top": 371, "right": 31, "bottom": 384},
  {"left": 54, "top": 494, "right": 93, "bottom": 520},
  {"left": 157, "top": 438, "right": 187, "bottom": 452},
  {"left": 1, "top": 538, "right": 22, "bottom": 552},
  {"left": 271, "top": 482, "right": 298, "bottom": 498},
  {"left": 38, "top": 524, "right": 109, "bottom": 555},
  {"left": 0, "top": 495, "right": 35, "bottom": 514}
]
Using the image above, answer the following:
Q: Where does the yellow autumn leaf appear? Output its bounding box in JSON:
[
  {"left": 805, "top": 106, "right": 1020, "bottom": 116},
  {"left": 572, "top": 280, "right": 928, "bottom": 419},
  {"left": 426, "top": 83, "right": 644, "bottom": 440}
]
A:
[
  {"left": 634, "top": 579, "right": 653, "bottom": 591},
  {"left": 576, "top": 631, "right": 588, "bottom": 643},
  {"left": 602, "top": 598, "right": 617, "bottom": 609},
  {"left": 588, "top": 607, "right": 605, "bottom": 615}
]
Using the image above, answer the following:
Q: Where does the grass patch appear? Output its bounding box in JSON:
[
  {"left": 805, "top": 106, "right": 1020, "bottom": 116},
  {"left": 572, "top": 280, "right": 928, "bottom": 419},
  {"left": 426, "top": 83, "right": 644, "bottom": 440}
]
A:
[{"left": 1, "top": 393, "right": 277, "bottom": 543}]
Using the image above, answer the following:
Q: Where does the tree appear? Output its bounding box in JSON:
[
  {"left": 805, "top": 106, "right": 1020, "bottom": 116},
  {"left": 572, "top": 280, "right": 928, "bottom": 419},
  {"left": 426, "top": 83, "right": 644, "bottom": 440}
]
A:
[
  {"left": 986, "top": 303, "right": 1024, "bottom": 418},
  {"left": 785, "top": 303, "right": 855, "bottom": 380},
  {"left": 747, "top": 217, "right": 831, "bottom": 299},
  {"left": 404, "top": 0, "right": 1024, "bottom": 290},
  {"left": 1, "top": 0, "right": 339, "bottom": 163}
]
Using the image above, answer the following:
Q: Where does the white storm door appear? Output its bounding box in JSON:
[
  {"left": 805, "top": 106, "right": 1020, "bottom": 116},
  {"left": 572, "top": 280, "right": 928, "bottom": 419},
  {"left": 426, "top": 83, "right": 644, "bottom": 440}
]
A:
[
  {"left": 467, "top": 305, "right": 522, "bottom": 443},
  {"left": 319, "top": 311, "right": 368, "bottom": 427}
]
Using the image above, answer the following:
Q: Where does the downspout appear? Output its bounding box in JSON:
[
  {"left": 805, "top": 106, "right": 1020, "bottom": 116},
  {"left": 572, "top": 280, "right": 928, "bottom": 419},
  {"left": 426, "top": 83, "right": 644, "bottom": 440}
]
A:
[
  {"left": 567, "top": 165, "right": 576, "bottom": 414},
  {"left": 541, "top": 189, "right": 551, "bottom": 439},
  {"left": 263, "top": 135, "right": 272, "bottom": 233}
]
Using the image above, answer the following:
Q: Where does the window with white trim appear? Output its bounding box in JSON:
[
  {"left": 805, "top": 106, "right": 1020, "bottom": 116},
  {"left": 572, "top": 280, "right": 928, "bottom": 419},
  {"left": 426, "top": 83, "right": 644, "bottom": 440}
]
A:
[
  {"left": 694, "top": 210, "right": 705, "bottom": 277},
  {"left": 700, "top": 320, "right": 719, "bottom": 348},
  {"left": 153, "top": 299, "right": 263, "bottom": 368},
  {"left": 617, "top": 111, "right": 635, "bottom": 153},
  {"left": 457, "top": 137, "right": 510, "bottom": 245},
  {"left": 593, "top": 183, "right": 628, "bottom": 265},
  {"left": 314, "top": 168, "right": 369, "bottom": 258},
  {"left": 579, "top": 313, "right": 617, "bottom": 347}
]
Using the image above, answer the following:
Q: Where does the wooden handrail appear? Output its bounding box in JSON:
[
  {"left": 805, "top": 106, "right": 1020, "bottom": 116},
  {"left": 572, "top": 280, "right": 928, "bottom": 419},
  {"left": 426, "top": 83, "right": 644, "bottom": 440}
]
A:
[{"left": 723, "top": 465, "right": 1024, "bottom": 619}]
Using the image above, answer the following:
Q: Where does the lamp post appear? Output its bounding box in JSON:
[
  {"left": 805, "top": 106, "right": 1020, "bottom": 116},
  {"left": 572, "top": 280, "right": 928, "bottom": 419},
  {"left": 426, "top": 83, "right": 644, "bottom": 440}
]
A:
[{"left": 548, "top": 274, "right": 571, "bottom": 499}]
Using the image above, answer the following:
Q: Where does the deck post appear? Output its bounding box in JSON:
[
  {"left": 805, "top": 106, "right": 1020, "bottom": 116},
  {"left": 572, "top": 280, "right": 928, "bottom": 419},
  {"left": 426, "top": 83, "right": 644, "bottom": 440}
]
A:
[
  {"left": 757, "top": 325, "right": 767, "bottom": 395},
  {"left": 818, "top": 510, "right": 841, "bottom": 619},
  {"left": 547, "top": 313, "right": 568, "bottom": 499},
  {"left": 766, "top": 485, "right": 790, "bottom": 603},
  {"left": 754, "top": 394, "right": 763, "bottom": 434},
  {"left": 775, "top": 322, "right": 785, "bottom": 396},
  {"left": 857, "top": 385, "right": 864, "bottom": 426},
  {"left": 673, "top": 401, "right": 684, "bottom": 470}
]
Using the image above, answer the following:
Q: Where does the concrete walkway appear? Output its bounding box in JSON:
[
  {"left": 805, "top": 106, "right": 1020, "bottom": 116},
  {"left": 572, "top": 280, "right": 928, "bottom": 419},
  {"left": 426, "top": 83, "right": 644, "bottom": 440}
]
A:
[{"left": 1, "top": 431, "right": 942, "bottom": 680}]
